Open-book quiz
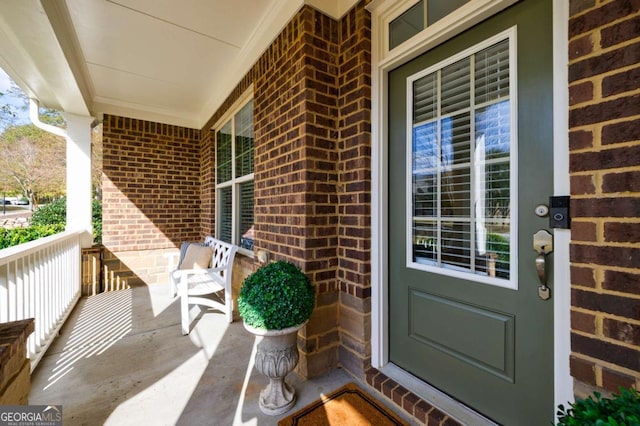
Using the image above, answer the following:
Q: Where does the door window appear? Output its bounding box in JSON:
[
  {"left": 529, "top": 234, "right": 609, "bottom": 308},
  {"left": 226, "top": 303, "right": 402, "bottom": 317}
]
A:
[{"left": 407, "top": 30, "right": 516, "bottom": 287}]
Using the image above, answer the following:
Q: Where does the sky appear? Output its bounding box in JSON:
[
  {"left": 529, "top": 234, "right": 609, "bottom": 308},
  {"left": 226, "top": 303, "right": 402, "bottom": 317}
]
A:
[{"left": 0, "top": 67, "right": 31, "bottom": 131}]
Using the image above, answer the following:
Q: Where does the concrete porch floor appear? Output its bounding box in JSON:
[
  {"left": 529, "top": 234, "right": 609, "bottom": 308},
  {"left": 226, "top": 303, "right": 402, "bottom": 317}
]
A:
[{"left": 29, "top": 284, "right": 412, "bottom": 425}]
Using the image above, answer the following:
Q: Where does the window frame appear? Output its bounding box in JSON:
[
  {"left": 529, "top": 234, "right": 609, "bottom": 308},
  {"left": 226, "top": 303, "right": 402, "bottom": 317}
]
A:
[
  {"left": 405, "top": 28, "right": 518, "bottom": 289},
  {"left": 213, "top": 88, "right": 254, "bottom": 257}
]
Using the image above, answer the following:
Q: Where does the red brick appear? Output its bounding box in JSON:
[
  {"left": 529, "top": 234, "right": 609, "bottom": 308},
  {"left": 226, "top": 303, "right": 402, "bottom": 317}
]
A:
[
  {"left": 603, "top": 318, "right": 640, "bottom": 346},
  {"left": 604, "top": 222, "right": 640, "bottom": 242},
  {"left": 569, "top": 0, "right": 640, "bottom": 37},
  {"left": 570, "top": 174, "right": 596, "bottom": 194},
  {"left": 571, "top": 221, "right": 597, "bottom": 242},
  {"left": 402, "top": 391, "right": 419, "bottom": 414},
  {"left": 570, "top": 0, "right": 596, "bottom": 17},
  {"left": 572, "top": 333, "right": 640, "bottom": 372},
  {"left": 602, "top": 118, "right": 640, "bottom": 145},
  {"left": 571, "top": 310, "right": 596, "bottom": 334},
  {"left": 569, "top": 42, "right": 640, "bottom": 83},
  {"left": 103, "top": 115, "right": 201, "bottom": 252},
  {"left": 569, "top": 93, "right": 640, "bottom": 127},
  {"left": 415, "top": 399, "right": 433, "bottom": 424},
  {"left": 381, "top": 377, "right": 398, "bottom": 399},
  {"left": 602, "top": 368, "right": 637, "bottom": 393},
  {"left": 427, "top": 408, "right": 446, "bottom": 426},
  {"left": 571, "top": 197, "right": 640, "bottom": 217},
  {"left": 601, "top": 15, "right": 640, "bottom": 49},
  {"left": 603, "top": 270, "right": 640, "bottom": 295},
  {"left": 570, "top": 355, "right": 596, "bottom": 385},
  {"left": 602, "top": 67, "right": 640, "bottom": 97},
  {"left": 569, "top": 80, "right": 594, "bottom": 105},
  {"left": 571, "top": 265, "right": 597, "bottom": 287},
  {"left": 572, "top": 288, "right": 640, "bottom": 319},
  {"left": 391, "top": 384, "right": 409, "bottom": 406},
  {"left": 571, "top": 244, "right": 640, "bottom": 269},
  {"left": 569, "top": 129, "right": 594, "bottom": 150}
]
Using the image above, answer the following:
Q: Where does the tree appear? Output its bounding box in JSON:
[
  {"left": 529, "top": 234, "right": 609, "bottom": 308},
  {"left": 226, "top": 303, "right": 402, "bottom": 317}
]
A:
[
  {"left": 0, "top": 124, "right": 66, "bottom": 206},
  {"left": 0, "top": 80, "right": 32, "bottom": 130},
  {"left": 92, "top": 123, "right": 103, "bottom": 198}
]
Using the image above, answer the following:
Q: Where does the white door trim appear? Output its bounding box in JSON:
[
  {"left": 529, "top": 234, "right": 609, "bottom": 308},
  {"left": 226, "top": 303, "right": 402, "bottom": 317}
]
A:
[{"left": 369, "top": 0, "right": 572, "bottom": 419}]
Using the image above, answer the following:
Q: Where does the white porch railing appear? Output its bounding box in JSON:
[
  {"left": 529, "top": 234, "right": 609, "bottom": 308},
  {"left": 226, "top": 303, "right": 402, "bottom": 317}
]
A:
[{"left": 0, "top": 230, "right": 83, "bottom": 370}]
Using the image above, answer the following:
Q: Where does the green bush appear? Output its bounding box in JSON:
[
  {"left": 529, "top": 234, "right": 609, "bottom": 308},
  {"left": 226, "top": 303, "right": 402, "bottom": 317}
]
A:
[
  {"left": 238, "top": 261, "right": 315, "bottom": 330},
  {"left": 556, "top": 387, "right": 640, "bottom": 426},
  {"left": 0, "top": 225, "right": 66, "bottom": 249},
  {"left": 30, "top": 198, "right": 66, "bottom": 226},
  {"left": 30, "top": 197, "right": 102, "bottom": 244}
]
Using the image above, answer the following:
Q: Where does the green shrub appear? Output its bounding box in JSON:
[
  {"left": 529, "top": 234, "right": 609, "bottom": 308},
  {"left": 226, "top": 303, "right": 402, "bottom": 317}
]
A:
[
  {"left": 0, "top": 225, "right": 65, "bottom": 249},
  {"left": 92, "top": 199, "right": 102, "bottom": 244},
  {"left": 238, "top": 261, "right": 315, "bottom": 330},
  {"left": 30, "top": 198, "right": 66, "bottom": 226},
  {"left": 556, "top": 387, "right": 640, "bottom": 426},
  {"left": 30, "top": 197, "right": 102, "bottom": 245}
]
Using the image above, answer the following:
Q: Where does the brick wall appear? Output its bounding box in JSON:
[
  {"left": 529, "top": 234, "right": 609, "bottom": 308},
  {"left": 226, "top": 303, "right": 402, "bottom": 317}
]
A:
[
  {"left": 252, "top": 6, "right": 341, "bottom": 378},
  {"left": 102, "top": 115, "right": 202, "bottom": 286},
  {"left": 568, "top": 0, "right": 640, "bottom": 395},
  {"left": 336, "top": 1, "right": 373, "bottom": 379},
  {"left": 203, "top": 3, "right": 374, "bottom": 379},
  {"left": 102, "top": 115, "right": 202, "bottom": 251},
  {"left": 200, "top": 129, "right": 215, "bottom": 237}
]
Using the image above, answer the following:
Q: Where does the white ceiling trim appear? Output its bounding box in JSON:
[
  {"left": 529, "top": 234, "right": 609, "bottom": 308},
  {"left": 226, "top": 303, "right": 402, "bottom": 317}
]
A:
[
  {"left": 0, "top": 0, "right": 361, "bottom": 130},
  {"left": 0, "top": 1, "right": 89, "bottom": 116}
]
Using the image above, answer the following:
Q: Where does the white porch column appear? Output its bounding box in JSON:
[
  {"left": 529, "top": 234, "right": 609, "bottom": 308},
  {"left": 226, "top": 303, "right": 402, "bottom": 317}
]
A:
[{"left": 64, "top": 112, "right": 94, "bottom": 247}]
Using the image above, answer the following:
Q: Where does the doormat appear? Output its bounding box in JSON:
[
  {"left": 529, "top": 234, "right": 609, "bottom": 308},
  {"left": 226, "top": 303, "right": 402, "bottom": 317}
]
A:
[{"left": 278, "top": 383, "right": 408, "bottom": 426}]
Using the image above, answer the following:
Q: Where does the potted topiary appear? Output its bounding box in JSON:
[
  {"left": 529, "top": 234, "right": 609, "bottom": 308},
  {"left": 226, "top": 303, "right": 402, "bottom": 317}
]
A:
[{"left": 238, "top": 260, "right": 315, "bottom": 415}]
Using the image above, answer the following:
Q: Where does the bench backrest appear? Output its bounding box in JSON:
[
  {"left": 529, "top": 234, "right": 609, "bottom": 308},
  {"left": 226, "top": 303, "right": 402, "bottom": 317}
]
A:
[{"left": 204, "top": 237, "right": 238, "bottom": 287}]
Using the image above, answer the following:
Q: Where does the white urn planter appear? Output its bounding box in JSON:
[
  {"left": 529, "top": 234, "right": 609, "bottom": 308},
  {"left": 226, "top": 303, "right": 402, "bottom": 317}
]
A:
[{"left": 244, "top": 321, "right": 307, "bottom": 415}]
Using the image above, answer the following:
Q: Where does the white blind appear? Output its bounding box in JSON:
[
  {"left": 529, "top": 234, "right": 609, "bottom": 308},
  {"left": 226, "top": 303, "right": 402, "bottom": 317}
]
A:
[
  {"left": 410, "top": 37, "right": 512, "bottom": 282},
  {"left": 239, "top": 181, "right": 254, "bottom": 250},
  {"left": 219, "top": 186, "right": 232, "bottom": 244},
  {"left": 216, "top": 122, "right": 232, "bottom": 184},
  {"left": 216, "top": 98, "right": 254, "bottom": 249},
  {"left": 235, "top": 100, "right": 254, "bottom": 178}
]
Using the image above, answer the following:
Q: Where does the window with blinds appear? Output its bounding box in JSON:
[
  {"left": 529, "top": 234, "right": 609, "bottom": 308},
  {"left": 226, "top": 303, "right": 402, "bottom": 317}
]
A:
[
  {"left": 216, "top": 98, "right": 254, "bottom": 251},
  {"left": 408, "top": 34, "right": 514, "bottom": 286}
]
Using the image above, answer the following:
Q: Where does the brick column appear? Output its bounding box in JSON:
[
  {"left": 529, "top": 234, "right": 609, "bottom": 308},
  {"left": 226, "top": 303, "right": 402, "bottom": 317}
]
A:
[
  {"left": 253, "top": 7, "right": 341, "bottom": 378},
  {"left": 0, "top": 319, "right": 35, "bottom": 405},
  {"left": 336, "top": 1, "right": 373, "bottom": 379},
  {"left": 568, "top": 0, "right": 640, "bottom": 395}
]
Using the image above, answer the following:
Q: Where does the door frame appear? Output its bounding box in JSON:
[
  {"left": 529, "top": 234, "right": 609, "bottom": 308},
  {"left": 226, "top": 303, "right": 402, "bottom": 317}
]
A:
[{"left": 368, "top": 0, "right": 573, "bottom": 420}]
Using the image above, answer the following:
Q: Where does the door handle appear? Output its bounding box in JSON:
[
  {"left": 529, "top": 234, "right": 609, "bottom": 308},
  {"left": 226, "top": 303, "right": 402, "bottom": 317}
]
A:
[{"left": 533, "top": 230, "right": 553, "bottom": 300}]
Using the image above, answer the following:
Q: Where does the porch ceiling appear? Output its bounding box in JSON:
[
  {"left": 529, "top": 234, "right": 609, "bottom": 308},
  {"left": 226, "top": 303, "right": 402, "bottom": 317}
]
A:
[{"left": 0, "top": 0, "right": 358, "bottom": 129}]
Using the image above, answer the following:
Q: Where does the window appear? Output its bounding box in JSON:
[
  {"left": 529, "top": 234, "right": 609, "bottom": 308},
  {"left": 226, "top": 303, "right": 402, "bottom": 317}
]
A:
[
  {"left": 408, "top": 34, "right": 515, "bottom": 286},
  {"left": 389, "top": 0, "right": 470, "bottom": 50},
  {"left": 216, "top": 98, "right": 254, "bottom": 252}
]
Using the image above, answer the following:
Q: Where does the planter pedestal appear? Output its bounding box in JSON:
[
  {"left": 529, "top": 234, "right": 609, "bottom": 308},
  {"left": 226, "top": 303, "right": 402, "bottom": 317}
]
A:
[{"left": 244, "top": 322, "right": 306, "bottom": 416}]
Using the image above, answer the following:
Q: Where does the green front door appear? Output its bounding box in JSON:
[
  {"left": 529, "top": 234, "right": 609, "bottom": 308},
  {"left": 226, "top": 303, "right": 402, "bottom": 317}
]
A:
[{"left": 388, "top": 1, "right": 554, "bottom": 424}]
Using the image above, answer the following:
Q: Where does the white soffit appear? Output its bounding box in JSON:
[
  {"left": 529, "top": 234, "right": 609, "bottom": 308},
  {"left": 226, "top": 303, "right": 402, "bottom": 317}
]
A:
[
  {"left": 0, "top": 1, "right": 89, "bottom": 116},
  {"left": 0, "top": 0, "right": 360, "bottom": 129}
]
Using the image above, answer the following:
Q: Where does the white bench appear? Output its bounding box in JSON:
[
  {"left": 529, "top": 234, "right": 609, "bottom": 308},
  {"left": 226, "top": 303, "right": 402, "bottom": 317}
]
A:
[{"left": 167, "top": 237, "right": 238, "bottom": 335}]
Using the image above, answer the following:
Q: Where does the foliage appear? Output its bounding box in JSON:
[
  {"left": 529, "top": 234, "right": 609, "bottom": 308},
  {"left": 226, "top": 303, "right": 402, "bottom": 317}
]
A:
[
  {"left": 238, "top": 261, "right": 315, "bottom": 330},
  {"left": 30, "top": 197, "right": 66, "bottom": 226},
  {"left": 29, "top": 197, "right": 102, "bottom": 244},
  {"left": 0, "top": 124, "right": 66, "bottom": 204},
  {"left": 92, "top": 199, "right": 102, "bottom": 244},
  {"left": 1, "top": 79, "right": 63, "bottom": 130},
  {"left": 487, "top": 233, "right": 509, "bottom": 263},
  {"left": 0, "top": 224, "right": 65, "bottom": 249},
  {"left": 556, "top": 388, "right": 640, "bottom": 426}
]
